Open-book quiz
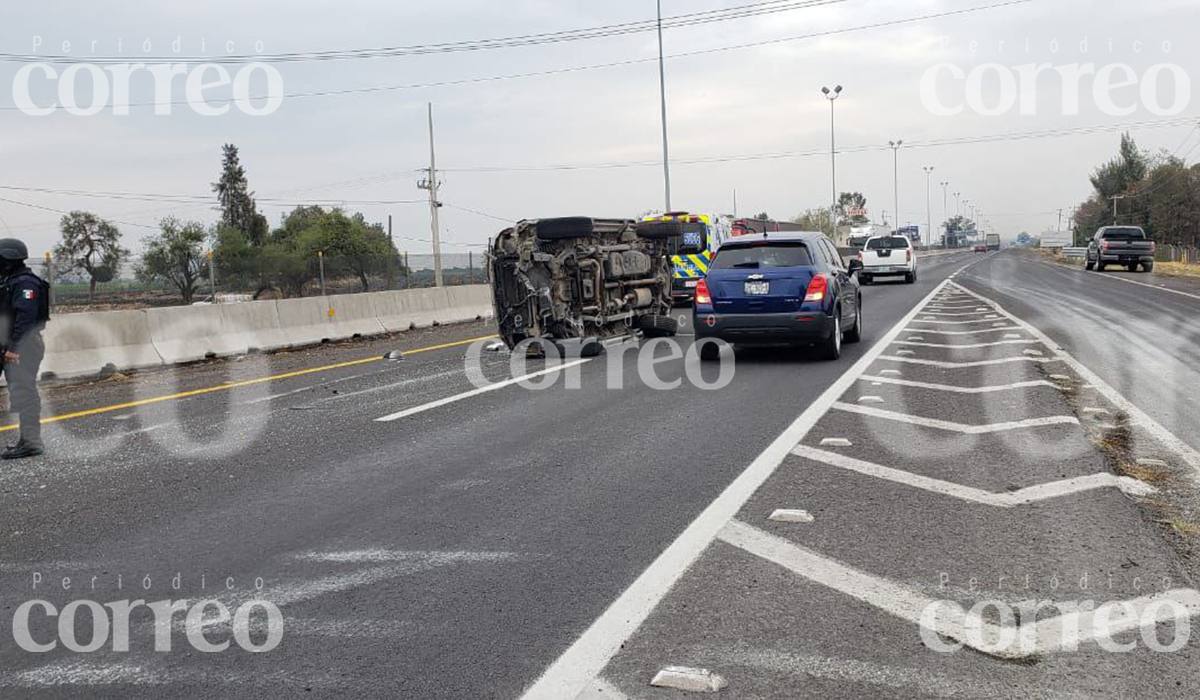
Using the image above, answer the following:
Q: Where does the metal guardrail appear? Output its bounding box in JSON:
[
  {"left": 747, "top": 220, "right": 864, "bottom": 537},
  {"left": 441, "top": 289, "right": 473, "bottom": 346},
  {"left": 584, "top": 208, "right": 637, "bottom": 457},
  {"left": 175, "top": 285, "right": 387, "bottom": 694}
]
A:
[{"left": 1061, "top": 247, "right": 1088, "bottom": 259}]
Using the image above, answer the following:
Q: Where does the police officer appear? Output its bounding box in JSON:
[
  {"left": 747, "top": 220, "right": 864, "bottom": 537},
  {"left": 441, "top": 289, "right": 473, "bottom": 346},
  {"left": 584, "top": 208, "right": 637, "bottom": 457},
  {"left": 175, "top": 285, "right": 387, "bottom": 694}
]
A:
[{"left": 0, "top": 239, "right": 49, "bottom": 459}]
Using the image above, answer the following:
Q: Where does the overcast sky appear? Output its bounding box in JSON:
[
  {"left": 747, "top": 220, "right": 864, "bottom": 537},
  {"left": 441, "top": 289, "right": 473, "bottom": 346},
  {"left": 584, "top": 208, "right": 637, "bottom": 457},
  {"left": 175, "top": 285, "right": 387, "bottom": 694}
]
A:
[{"left": 1, "top": 0, "right": 1197, "bottom": 255}]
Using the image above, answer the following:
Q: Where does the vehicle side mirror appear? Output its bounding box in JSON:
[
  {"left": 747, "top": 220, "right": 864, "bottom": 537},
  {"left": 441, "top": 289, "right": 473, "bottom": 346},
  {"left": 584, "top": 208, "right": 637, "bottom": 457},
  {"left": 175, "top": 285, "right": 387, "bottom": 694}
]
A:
[{"left": 847, "top": 259, "right": 863, "bottom": 275}]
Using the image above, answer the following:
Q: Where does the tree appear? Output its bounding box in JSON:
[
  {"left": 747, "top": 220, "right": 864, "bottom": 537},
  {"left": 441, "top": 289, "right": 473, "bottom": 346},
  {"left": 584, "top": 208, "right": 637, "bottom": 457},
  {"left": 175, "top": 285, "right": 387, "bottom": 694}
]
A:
[
  {"left": 295, "top": 209, "right": 397, "bottom": 292},
  {"left": 212, "top": 144, "right": 269, "bottom": 245},
  {"left": 137, "top": 218, "right": 209, "bottom": 303},
  {"left": 944, "top": 215, "right": 977, "bottom": 247},
  {"left": 1016, "top": 231, "right": 1034, "bottom": 247},
  {"left": 837, "top": 192, "right": 869, "bottom": 225},
  {"left": 1145, "top": 159, "right": 1200, "bottom": 247},
  {"left": 54, "top": 211, "right": 127, "bottom": 302},
  {"left": 792, "top": 208, "right": 834, "bottom": 232}
]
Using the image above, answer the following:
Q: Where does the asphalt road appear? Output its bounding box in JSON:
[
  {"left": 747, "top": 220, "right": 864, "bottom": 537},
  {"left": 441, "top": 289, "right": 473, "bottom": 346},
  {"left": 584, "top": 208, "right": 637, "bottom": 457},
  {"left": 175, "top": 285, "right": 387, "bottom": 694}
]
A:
[{"left": 2, "top": 249, "right": 1198, "bottom": 699}]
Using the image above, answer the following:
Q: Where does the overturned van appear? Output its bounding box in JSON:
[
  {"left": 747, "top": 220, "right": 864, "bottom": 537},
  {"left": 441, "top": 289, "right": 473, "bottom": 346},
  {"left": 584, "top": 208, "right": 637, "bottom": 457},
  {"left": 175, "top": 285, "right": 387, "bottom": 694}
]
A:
[{"left": 488, "top": 217, "right": 679, "bottom": 349}]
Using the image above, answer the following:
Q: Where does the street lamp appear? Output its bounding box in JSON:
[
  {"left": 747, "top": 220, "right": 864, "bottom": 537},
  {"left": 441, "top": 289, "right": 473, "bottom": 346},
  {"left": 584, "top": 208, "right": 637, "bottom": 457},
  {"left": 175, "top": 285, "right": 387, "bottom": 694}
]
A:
[
  {"left": 822, "top": 85, "right": 843, "bottom": 238},
  {"left": 954, "top": 191, "right": 961, "bottom": 217},
  {"left": 655, "top": 0, "right": 671, "bottom": 211},
  {"left": 888, "top": 140, "right": 903, "bottom": 235},
  {"left": 939, "top": 181, "right": 949, "bottom": 246},
  {"left": 922, "top": 166, "right": 934, "bottom": 248}
]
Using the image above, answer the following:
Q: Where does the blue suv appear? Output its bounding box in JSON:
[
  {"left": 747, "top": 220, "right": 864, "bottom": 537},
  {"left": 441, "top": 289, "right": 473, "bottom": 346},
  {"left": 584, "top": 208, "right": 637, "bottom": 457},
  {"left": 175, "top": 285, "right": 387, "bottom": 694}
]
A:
[{"left": 693, "top": 232, "right": 863, "bottom": 361}]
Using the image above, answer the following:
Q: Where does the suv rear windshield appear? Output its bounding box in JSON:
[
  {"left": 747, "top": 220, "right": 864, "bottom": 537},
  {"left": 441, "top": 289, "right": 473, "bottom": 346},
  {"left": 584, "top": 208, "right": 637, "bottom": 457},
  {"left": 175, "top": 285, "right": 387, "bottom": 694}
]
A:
[
  {"left": 866, "top": 237, "right": 910, "bottom": 250},
  {"left": 1101, "top": 227, "right": 1146, "bottom": 240},
  {"left": 712, "top": 242, "right": 812, "bottom": 269}
]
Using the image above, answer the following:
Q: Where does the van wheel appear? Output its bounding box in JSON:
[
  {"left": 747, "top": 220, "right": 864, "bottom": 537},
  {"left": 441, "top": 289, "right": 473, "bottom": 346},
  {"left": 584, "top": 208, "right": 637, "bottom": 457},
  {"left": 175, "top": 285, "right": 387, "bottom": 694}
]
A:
[
  {"left": 637, "top": 314, "right": 677, "bottom": 338},
  {"left": 818, "top": 313, "right": 842, "bottom": 361},
  {"left": 844, "top": 303, "right": 863, "bottom": 344}
]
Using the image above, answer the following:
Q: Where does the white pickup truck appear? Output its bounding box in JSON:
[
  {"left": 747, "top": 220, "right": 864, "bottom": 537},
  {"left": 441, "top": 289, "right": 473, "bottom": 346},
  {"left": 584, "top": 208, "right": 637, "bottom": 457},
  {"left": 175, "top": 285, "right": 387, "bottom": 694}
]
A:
[{"left": 857, "top": 235, "right": 917, "bottom": 285}]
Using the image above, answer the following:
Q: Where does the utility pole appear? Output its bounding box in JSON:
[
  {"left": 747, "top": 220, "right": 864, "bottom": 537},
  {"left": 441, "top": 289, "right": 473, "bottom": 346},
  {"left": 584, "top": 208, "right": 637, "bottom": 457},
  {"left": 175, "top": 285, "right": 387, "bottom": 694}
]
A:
[
  {"left": 388, "top": 214, "right": 393, "bottom": 242},
  {"left": 1057, "top": 208, "right": 1063, "bottom": 232},
  {"left": 417, "top": 102, "right": 444, "bottom": 287},
  {"left": 656, "top": 0, "right": 672, "bottom": 212},
  {"left": 732, "top": 188, "right": 738, "bottom": 217},
  {"left": 954, "top": 191, "right": 961, "bottom": 217},
  {"left": 822, "top": 85, "right": 843, "bottom": 238},
  {"left": 1110, "top": 195, "right": 1124, "bottom": 223},
  {"left": 888, "top": 140, "right": 903, "bottom": 234},
  {"left": 922, "top": 166, "right": 934, "bottom": 248}
]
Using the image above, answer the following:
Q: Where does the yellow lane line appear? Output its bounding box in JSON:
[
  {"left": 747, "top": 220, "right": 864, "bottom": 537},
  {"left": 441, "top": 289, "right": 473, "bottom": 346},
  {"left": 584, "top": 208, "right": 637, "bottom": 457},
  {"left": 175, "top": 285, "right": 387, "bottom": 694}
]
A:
[{"left": 0, "top": 334, "right": 499, "bottom": 432}]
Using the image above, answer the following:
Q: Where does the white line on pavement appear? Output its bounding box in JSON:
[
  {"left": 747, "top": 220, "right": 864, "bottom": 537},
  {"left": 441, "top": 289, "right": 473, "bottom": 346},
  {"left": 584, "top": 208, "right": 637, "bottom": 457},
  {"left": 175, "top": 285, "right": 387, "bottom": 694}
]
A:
[
  {"left": 791, "top": 445, "right": 1155, "bottom": 505},
  {"left": 832, "top": 402, "right": 1079, "bottom": 433},
  {"left": 717, "top": 520, "right": 1200, "bottom": 660},
  {"left": 878, "top": 355, "right": 1057, "bottom": 368},
  {"left": 1039, "top": 259, "right": 1200, "bottom": 302},
  {"left": 857, "top": 375, "right": 1056, "bottom": 393},
  {"left": 892, "top": 339, "right": 1039, "bottom": 349},
  {"left": 516, "top": 280, "right": 956, "bottom": 700},
  {"left": 375, "top": 359, "right": 591, "bottom": 422},
  {"left": 950, "top": 281, "right": 1200, "bottom": 482}
]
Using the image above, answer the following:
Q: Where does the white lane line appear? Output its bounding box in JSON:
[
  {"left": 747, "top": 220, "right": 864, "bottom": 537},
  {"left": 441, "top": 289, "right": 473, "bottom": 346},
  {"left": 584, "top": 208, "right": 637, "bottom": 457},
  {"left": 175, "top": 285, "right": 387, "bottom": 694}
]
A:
[
  {"left": 892, "top": 339, "right": 1039, "bottom": 349},
  {"left": 1038, "top": 259, "right": 1200, "bottom": 302},
  {"left": 516, "top": 280, "right": 955, "bottom": 700},
  {"left": 914, "top": 311, "right": 997, "bottom": 317},
  {"left": 832, "top": 402, "right": 1079, "bottom": 433},
  {"left": 717, "top": 520, "right": 1200, "bottom": 660},
  {"left": 878, "top": 355, "right": 1057, "bottom": 368},
  {"left": 791, "top": 446, "right": 1155, "bottom": 505},
  {"left": 574, "top": 679, "right": 632, "bottom": 700},
  {"left": 858, "top": 375, "right": 1056, "bottom": 394},
  {"left": 950, "top": 281, "right": 1200, "bottom": 482},
  {"left": 375, "top": 359, "right": 591, "bottom": 422}
]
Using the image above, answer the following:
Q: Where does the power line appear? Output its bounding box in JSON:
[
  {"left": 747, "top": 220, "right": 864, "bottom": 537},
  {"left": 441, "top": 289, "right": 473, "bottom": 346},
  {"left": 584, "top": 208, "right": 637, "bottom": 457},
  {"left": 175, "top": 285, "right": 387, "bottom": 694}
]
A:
[
  {"left": 439, "top": 115, "right": 1200, "bottom": 173},
  {"left": 0, "top": 1, "right": 1030, "bottom": 112},
  {"left": 0, "top": 0, "right": 846, "bottom": 65}
]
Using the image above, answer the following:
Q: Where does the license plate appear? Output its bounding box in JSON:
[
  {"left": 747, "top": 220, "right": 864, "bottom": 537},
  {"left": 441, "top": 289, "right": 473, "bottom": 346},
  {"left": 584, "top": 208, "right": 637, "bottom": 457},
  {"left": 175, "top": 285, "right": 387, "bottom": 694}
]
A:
[
  {"left": 685, "top": 280, "right": 698, "bottom": 289},
  {"left": 745, "top": 281, "right": 770, "bottom": 295}
]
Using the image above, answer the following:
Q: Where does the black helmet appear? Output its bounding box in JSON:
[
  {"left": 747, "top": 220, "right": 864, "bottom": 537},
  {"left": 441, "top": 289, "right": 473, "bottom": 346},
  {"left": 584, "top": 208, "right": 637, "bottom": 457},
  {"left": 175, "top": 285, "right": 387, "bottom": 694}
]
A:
[{"left": 0, "top": 239, "right": 28, "bottom": 261}]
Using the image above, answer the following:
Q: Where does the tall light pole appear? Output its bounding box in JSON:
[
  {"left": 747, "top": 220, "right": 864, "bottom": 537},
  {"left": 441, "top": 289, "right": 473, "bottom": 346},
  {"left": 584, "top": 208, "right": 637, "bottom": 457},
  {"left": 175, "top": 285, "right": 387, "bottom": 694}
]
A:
[
  {"left": 888, "top": 140, "right": 903, "bottom": 234},
  {"left": 954, "top": 191, "right": 961, "bottom": 217},
  {"left": 939, "top": 181, "right": 949, "bottom": 246},
  {"left": 922, "top": 166, "right": 934, "bottom": 248},
  {"left": 656, "top": 0, "right": 672, "bottom": 211},
  {"left": 822, "top": 85, "right": 843, "bottom": 237}
]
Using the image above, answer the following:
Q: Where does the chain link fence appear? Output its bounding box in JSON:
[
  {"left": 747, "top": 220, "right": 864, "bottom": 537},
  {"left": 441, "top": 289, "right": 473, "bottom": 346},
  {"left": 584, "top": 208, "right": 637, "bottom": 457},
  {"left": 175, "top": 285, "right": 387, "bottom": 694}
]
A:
[
  {"left": 36, "top": 250, "right": 487, "bottom": 313},
  {"left": 1155, "top": 244, "right": 1200, "bottom": 265}
]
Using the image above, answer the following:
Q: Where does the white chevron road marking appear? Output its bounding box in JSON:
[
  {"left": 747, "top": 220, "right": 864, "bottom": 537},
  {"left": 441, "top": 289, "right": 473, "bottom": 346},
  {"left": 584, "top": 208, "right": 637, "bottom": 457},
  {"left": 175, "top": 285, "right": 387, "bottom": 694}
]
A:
[
  {"left": 718, "top": 521, "right": 1200, "bottom": 661},
  {"left": 857, "top": 375, "right": 1056, "bottom": 393},
  {"left": 877, "top": 355, "right": 1057, "bottom": 368},
  {"left": 790, "top": 445, "right": 1155, "bottom": 505},
  {"left": 832, "top": 402, "right": 1079, "bottom": 433}
]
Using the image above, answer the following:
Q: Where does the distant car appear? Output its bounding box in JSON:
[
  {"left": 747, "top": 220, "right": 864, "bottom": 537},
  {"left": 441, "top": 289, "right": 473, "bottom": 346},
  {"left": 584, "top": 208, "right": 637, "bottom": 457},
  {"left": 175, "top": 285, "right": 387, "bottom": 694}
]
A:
[
  {"left": 857, "top": 235, "right": 917, "bottom": 285},
  {"left": 974, "top": 244, "right": 988, "bottom": 253},
  {"left": 1085, "top": 226, "right": 1155, "bottom": 272},
  {"left": 693, "top": 232, "right": 862, "bottom": 361}
]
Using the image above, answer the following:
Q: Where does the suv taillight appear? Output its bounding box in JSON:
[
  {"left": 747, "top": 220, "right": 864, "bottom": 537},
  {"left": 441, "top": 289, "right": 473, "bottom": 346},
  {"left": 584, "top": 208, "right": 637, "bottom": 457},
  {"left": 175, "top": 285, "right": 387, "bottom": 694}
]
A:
[
  {"left": 695, "top": 279, "right": 712, "bottom": 305},
  {"left": 804, "top": 275, "right": 828, "bottom": 303}
]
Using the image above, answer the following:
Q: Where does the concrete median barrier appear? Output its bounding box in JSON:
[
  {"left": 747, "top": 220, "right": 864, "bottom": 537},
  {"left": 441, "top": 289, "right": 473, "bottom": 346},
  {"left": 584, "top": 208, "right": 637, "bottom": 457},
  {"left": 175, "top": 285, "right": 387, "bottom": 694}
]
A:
[
  {"left": 219, "top": 299, "right": 288, "bottom": 353},
  {"left": 40, "top": 309, "right": 164, "bottom": 380},
  {"left": 37, "top": 285, "right": 495, "bottom": 381},
  {"left": 147, "top": 304, "right": 248, "bottom": 363},
  {"left": 275, "top": 296, "right": 335, "bottom": 348},
  {"left": 328, "top": 293, "right": 387, "bottom": 339}
]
